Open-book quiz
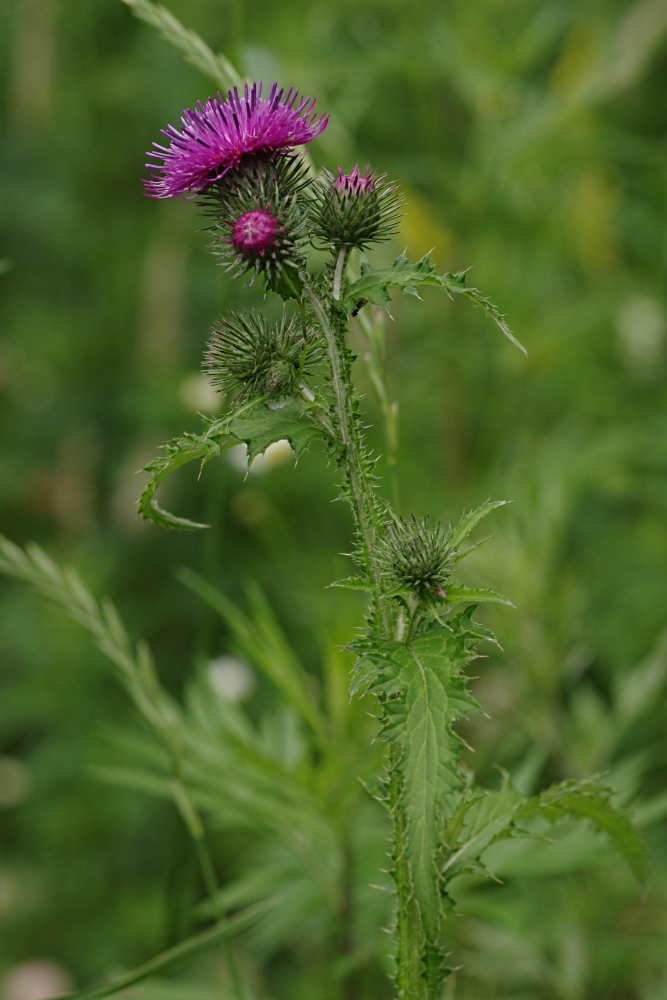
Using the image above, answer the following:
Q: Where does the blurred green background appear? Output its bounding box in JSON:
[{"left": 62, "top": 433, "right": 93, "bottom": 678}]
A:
[{"left": 2, "top": 0, "right": 667, "bottom": 998}]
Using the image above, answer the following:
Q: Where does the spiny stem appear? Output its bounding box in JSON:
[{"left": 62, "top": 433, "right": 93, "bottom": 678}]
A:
[
  {"left": 306, "top": 286, "right": 389, "bottom": 633},
  {"left": 310, "top": 279, "right": 426, "bottom": 996},
  {"left": 389, "top": 746, "right": 426, "bottom": 1000}
]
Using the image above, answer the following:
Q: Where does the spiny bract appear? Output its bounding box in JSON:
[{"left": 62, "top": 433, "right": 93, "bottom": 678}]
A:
[
  {"left": 204, "top": 310, "right": 320, "bottom": 403},
  {"left": 312, "top": 165, "right": 402, "bottom": 251},
  {"left": 199, "top": 153, "right": 311, "bottom": 296},
  {"left": 376, "top": 514, "right": 454, "bottom": 599}
]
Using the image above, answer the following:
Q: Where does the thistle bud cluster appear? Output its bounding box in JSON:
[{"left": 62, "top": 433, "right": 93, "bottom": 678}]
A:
[{"left": 142, "top": 81, "right": 410, "bottom": 419}]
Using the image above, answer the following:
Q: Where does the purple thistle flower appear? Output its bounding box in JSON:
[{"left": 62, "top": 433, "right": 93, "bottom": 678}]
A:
[{"left": 144, "top": 82, "right": 328, "bottom": 199}]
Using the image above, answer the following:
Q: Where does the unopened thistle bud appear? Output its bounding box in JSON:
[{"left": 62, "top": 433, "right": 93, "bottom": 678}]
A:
[
  {"left": 377, "top": 515, "right": 453, "bottom": 600},
  {"left": 200, "top": 153, "right": 311, "bottom": 297},
  {"left": 204, "top": 311, "right": 320, "bottom": 403},
  {"left": 312, "top": 165, "right": 402, "bottom": 251}
]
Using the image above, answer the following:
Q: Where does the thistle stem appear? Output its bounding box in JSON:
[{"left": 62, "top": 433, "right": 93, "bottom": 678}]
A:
[
  {"left": 308, "top": 283, "right": 428, "bottom": 998},
  {"left": 333, "top": 248, "right": 348, "bottom": 302},
  {"left": 306, "top": 287, "right": 388, "bottom": 631}
]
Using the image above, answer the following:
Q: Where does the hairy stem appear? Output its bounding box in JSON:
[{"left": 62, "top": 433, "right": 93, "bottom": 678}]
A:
[
  {"left": 333, "top": 248, "right": 348, "bottom": 302},
  {"left": 309, "top": 282, "right": 425, "bottom": 999},
  {"left": 306, "top": 287, "right": 387, "bottom": 630},
  {"left": 389, "top": 746, "right": 426, "bottom": 1000}
]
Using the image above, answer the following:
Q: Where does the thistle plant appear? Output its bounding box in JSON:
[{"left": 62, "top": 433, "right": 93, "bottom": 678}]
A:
[
  {"left": 131, "top": 77, "right": 646, "bottom": 1000},
  {"left": 0, "top": 7, "right": 650, "bottom": 1000}
]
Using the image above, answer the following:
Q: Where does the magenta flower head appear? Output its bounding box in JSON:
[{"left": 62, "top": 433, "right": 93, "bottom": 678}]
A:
[
  {"left": 144, "top": 82, "right": 328, "bottom": 199},
  {"left": 313, "top": 164, "right": 402, "bottom": 251}
]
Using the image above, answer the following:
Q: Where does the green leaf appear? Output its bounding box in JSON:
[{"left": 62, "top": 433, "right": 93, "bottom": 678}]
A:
[
  {"left": 342, "top": 254, "right": 527, "bottom": 355},
  {"left": 448, "top": 499, "right": 510, "bottom": 551},
  {"left": 519, "top": 778, "right": 649, "bottom": 886},
  {"left": 327, "top": 576, "right": 374, "bottom": 592},
  {"left": 139, "top": 403, "right": 325, "bottom": 530},
  {"left": 229, "top": 404, "right": 322, "bottom": 463},
  {"left": 350, "top": 609, "right": 487, "bottom": 941},
  {"left": 59, "top": 898, "right": 277, "bottom": 1000},
  {"left": 438, "top": 776, "right": 648, "bottom": 901},
  {"left": 439, "top": 782, "right": 525, "bottom": 888},
  {"left": 445, "top": 586, "right": 513, "bottom": 607}
]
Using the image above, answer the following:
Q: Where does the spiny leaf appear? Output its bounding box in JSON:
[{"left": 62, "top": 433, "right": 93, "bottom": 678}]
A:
[
  {"left": 57, "top": 898, "right": 277, "bottom": 1000},
  {"left": 350, "top": 609, "right": 488, "bottom": 942},
  {"left": 120, "top": 0, "right": 242, "bottom": 91},
  {"left": 139, "top": 404, "right": 325, "bottom": 530},
  {"left": 519, "top": 778, "right": 649, "bottom": 886},
  {"left": 448, "top": 499, "right": 510, "bottom": 551},
  {"left": 342, "top": 254, "right": 527, "bottom": 355},
  {"left": 445, "top": 586, "right": 513, "bottom": 607},
  {"left": 327, "top": 576, "right": 374, "bottom": 592},
  {"left": 438, "top": 777, "right": 648, "bottom": 902}
]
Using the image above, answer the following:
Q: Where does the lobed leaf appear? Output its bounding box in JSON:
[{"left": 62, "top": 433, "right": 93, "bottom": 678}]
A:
[
  {"left": 519, "top": 778, "right": 649, "bottom": 886},
  {"left": 342, "top": 254, "right": 527, "bottom": 355},
  {"left": 445, "top": 586, "right": 513, "bottom": 607},
  {"left": 139, "top": 403, "right": 325, "bottom": 530},
  {"left": 350, "top": 610, "right": 487, "bottom": 941},
  {"left": 448, "top": 499, "right": 510, "bottom": 551},
  {"left": 438, "top": 776, "right": 648, "bottom": 901}
]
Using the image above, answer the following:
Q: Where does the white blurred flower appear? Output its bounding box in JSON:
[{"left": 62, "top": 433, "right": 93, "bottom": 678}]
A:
[
  {"left": 208, "top": 656, "right": 255, "bottom": 703},
  {"left": 179, "top": 373, "right": 222, "bottom": 413},
  {"left": 1, "top": 962, "right": 73, "bottom": 1000},
  {"left": 0, "top": 757, "right": 31, "bottom": 808},
  {"left": 616, "top": 296, "right": 666, "bottom": 375}
]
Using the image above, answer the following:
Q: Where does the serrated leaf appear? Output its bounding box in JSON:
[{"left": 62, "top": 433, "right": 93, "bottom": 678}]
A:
[
  {"left": 327, "top": 577, "right": 374, "bottom": 592},
  {"left": 445, "top": 586, "right": 513, "bottom": 607},
  {"left": 230, "top": 404, "right": 321, "bottom": 463},
  {"left": 59, "top": 898, "right": 277, "bottom": 1000},
  {"left": 518, "top": 778, "right": 649, "bottom": 886},
  {"left": 439, "top": 776, "right": 649, "bottom": 901},
  {"left": 350, "top": 609, "right": 488, "bottom": 941},
  {"left": 342, "top": 254, "right": 527, "bottom": 354},
  {"left": 139, "top": 404, "right": 325, "bottom": 530},
  {"left": 448, "top": 500, "right": 510, "bottom": 551}
]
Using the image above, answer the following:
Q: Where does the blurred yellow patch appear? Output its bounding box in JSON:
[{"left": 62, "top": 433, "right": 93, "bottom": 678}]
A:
[
  {"left": 565, "top": 170, "right": 621, "bottom": 274},
  {"left": 399, "top": 192, "right": 455, "bottom": 270},
  {"left": 550, "top": 24, "right": 605, "bottom": 96}
]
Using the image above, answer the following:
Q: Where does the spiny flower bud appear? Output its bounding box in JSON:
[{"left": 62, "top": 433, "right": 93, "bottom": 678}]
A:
[
  {"left": 377, "top": 515, "right": 453, "bottom": 600},
  {"left": 199, "top": 153, "right": 311, "bottom": 297},
  {"left": 204, "top": 310, "right": 320, "bottom": 403},
  {"left": 312, "top": 165, "right": 402, "bottom": 251}
]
